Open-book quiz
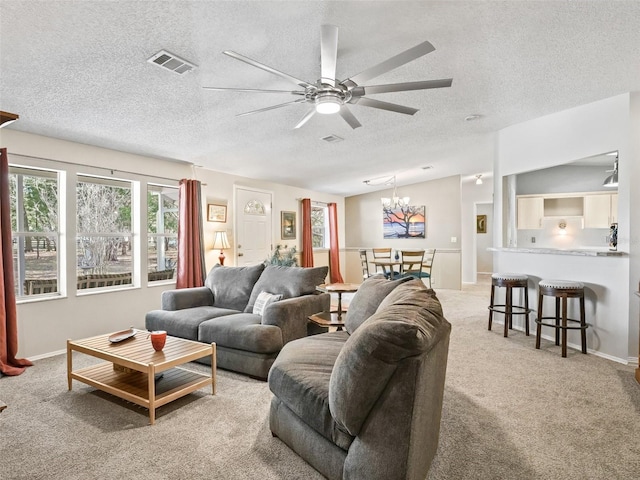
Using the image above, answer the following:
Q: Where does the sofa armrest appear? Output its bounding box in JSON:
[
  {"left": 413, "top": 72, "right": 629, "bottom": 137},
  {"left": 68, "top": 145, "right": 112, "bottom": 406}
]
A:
[
  {"left": 262, "top": 293, "right": 330, "bottom": 344},
  {"left": 161, "top": 287, "right": 213, "bottom": 311}
]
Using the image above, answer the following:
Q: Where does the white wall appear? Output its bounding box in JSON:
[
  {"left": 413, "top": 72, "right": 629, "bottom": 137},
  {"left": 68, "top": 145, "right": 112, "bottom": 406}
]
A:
[
  {"left": 461, "top": 175, "right": 494, "bottom": 283},
  {"left": 344, "top": 175, "right": 462, "bottom": 289},
  {"left": 494, "top": 93, "right": 639, "bottom": 363},
  {"left": 476, "top": 203, "right": 493, "bottom": 274},
  {"left": 1, "top": 130, "right": 345, "bottom": 359}
]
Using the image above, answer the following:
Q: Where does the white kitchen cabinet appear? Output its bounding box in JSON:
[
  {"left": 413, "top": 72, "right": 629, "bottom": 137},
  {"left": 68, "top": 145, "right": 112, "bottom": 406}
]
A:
[
  {"left": 584, "top": 193, "right": 618, "bottom": 228},
  {"left": 517, "top": 196, "right": 544, "bottom": 229}
]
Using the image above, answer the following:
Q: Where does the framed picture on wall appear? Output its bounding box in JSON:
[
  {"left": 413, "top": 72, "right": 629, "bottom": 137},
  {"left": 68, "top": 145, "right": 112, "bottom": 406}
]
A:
[
  {"left": 476, "top": 214, "right": 487, "bottom": 234},
  {"left": 281, "top": 211, "right": 296, "bottom": 240},
  {"left": 207, "top": 204, "right": 227, "bottom": 222}
]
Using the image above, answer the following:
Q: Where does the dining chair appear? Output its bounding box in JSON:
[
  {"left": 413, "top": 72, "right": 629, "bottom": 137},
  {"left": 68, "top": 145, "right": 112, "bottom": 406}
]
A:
[
  {"left": 421, "top": 249, "right": 436, "bottom": 288},
  {"left": 359, "top": 249, "right": 371, "bottom": 280},
  {"left": 400, "top": 250, "right": 425, "bottom": 280},
  {"left": 371, "top": 248, "right": 399, "bottom": 279}
]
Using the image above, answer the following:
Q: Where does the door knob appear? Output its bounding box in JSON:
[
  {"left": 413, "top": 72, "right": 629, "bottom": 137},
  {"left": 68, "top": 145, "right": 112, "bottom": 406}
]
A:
[{"left": 238, "top": 253, "right": 244, "bottom": 257}]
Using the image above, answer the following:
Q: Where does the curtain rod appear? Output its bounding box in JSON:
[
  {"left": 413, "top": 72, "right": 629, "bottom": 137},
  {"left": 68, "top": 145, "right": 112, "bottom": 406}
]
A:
[
  {"left": 297, "top": 198, "right": 329, "bottom": 206},
  {"left": 8, "top": 151, "right": 190, "bottom": 184}
]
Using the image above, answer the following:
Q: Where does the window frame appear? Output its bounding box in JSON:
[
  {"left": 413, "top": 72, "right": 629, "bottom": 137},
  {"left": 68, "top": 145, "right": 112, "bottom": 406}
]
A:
[
  {"left": 311, "top": 203, "right": 330, "bottom": 249},
  {"left": 75, "top": 173, "right": 137, "bottom": 294},
  {"left": 9, "top": 164, "right": 63, "bottom": 300},
  {"left": 147, "top": 183, "right": 178, "bottom": 284}
]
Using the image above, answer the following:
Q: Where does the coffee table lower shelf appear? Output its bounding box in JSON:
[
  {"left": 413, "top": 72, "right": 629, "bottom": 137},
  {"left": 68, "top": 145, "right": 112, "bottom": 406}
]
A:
[{"left": 71, "top": 363, "right": 211, "bottom": 411}]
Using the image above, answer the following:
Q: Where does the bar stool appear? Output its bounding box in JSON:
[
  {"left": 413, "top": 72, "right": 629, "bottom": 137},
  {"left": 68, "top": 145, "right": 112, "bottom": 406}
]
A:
[
  {"left": 535, "top": 280, "right": 588, "bottom": 357},
  {"left": 488, "top": 273, "right": 531, "bottom": 337}
]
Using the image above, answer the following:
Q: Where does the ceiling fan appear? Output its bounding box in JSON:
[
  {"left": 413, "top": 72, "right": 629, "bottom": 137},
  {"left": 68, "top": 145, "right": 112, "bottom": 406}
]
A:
[{"left": 203, "top": 25, "right": 453, "bottom": 129}]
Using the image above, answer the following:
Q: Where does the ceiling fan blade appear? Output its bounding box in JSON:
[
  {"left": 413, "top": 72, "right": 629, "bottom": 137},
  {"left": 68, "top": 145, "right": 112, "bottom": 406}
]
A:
[
  {"left": 350, "top": 78, "right": 453, "bottom": 97},
  {"left": 345, "top": 41, "right": 435, "bottom": 87},
  {"left": 223, "top": 50, "right": 315, "bottom": 89},
  {"left": 339, "top": 106, "right": 362, "bottom": 129},
  {"left": 236, "top": 98, "right": 307, "bottom": 117},
  {"left": 351, "top": 97, "right": 418, "bottom": 115},
  {"left": 320, "top": 25, "right": 339, "bottom": 86},
  {"left": 203, "top": 87, "right": 306, "bottom": 95},
  {"left": 294, "top": 108, "right": 317, "bottom": 129}
]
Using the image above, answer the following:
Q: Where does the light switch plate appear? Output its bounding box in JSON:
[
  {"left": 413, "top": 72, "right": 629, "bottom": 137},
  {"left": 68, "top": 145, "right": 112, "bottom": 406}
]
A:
[{"left": 451, "top": 236, "right": 457, "bottom": 243}]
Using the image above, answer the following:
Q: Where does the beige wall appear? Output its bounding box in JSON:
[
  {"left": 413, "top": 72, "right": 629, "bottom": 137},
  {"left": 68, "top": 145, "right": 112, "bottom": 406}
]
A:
[
  {"left": 1, "top": 130, "right": 345, "bottom": 359},
  {"left": 344, "top": 175, "right": 462, "bottom": 289}
]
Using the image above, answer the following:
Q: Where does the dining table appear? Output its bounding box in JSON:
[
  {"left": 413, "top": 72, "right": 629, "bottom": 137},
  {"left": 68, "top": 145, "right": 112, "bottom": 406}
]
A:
[{"left": 370, "top": 258, "right": 403, "bottom": 279}]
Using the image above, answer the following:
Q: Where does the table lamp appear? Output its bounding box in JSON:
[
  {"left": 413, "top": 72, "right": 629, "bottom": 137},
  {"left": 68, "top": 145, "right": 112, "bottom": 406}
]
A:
[{"left": 212, "top": 231, "right": 231, "bottom": 265}]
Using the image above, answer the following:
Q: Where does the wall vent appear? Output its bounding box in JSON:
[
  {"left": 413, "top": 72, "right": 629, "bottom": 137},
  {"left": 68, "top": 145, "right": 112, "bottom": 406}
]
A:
[
  {"left": 147, "top": 50, "right": 197, "bottom": 75},
  {"left": 321, "top": 134, "right": 344, "bottom": 143}
]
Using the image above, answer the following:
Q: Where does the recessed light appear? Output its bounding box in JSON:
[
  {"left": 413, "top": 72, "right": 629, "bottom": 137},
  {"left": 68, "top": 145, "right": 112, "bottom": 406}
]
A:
[{"left": 465, "top": 114, "right": 482, "bottom": 121}]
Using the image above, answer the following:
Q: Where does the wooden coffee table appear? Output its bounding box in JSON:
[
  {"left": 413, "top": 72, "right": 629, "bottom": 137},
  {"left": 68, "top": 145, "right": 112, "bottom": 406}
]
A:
[{"left": 67, "top": 330, "right": 215, "bottom": 425}]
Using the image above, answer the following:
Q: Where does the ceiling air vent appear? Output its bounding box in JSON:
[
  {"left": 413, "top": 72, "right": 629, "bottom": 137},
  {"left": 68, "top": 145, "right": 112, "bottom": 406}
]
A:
[
  {"left": 147, "top": 50, "right": 197, "bottom": 75},
  {"left": 321, "top": 134, "right": 344, "bottom": 143}
]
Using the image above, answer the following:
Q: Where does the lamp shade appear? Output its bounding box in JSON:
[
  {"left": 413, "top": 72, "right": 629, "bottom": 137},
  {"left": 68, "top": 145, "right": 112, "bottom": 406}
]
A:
[{"left": 212, "top": 231, "right": 230, "bottom": 249}]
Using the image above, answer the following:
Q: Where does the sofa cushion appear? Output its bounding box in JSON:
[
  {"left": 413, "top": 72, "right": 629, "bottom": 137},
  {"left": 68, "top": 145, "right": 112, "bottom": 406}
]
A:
[
  {"left": 252, "top": 291, "right": 283, "bottom": 315},
  {"left": 198, "top": 313, "right": 284, "bottom": 354},
  {"left": 268, "top": 332, "right": 355, "bottom": 451},
  {"left": 204, "top": 263, "right": 265, "bottom": 312},
  {"left": 244, "top": 265, "right": 328, "bottom": 313},
  {"left": 344, "top": 274, "right": 410, "bottom": 334},
  {"left": 329, "top": 279, "right": 450, "bottom": 437},
  {"left": 145, "top": 306, "right": 239, "bottom": 341}
]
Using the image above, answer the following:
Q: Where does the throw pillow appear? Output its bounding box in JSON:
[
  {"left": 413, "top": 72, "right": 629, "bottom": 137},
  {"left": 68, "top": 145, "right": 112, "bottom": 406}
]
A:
[
  {"left": 252, "top": 291, "right": 283, "bottom": 315},
  {"left": 204, "top": 263, "right": 265, "bottom": 311},
  {"left": 344, "top": 274, "right": 411, "bottom": 334},
  {"left": 245, "top": 265, "right": 328, "bottom": 313}
]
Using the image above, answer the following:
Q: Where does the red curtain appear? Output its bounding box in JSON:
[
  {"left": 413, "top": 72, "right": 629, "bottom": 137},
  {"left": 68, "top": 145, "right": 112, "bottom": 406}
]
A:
[
  {"left": 0, "top": 148, "right": 33, "bottom": 375},
  {"left": 176, "top": 179, "right": 206, "bottom": 289},
  {"left": 301, "top": 198, "right": 314, "bottom": 267},
  {"left": 328, "top": 202, "right": 344, "bottom": 283}
]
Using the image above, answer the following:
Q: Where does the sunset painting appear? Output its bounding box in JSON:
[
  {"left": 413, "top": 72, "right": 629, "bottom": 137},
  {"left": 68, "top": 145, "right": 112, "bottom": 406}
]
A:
[{"left": 383, "top": 205, "right": 426, "bottom": 238}]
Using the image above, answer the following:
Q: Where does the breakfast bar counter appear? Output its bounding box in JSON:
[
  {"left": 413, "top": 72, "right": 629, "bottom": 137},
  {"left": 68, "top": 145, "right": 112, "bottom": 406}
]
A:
[
  {"left": 488, "top": 247, "right": 626, "bottom": 257},
  {"left": 490, "top": 247, "right": 631, "bottom": 363}
]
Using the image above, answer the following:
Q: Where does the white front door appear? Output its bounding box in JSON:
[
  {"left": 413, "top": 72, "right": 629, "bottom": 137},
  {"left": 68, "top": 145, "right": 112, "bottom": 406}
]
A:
[{"left": 234, "top": 187, "right": 273, "bottom": 266}]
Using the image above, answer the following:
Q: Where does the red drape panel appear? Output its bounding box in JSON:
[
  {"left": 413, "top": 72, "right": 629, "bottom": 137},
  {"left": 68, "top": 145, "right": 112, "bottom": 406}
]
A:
[
  {"left": 301, "top": 198, "right": 314, "bottom": 267},
  {"left": 176, "top": 179, "right": 206, "bottom": 289},
  {"left": 0, "top": 148, "right": 33, "bottom": 375},
  {"left": 328, "top": 202, "right": 344, "bottom": 283}
]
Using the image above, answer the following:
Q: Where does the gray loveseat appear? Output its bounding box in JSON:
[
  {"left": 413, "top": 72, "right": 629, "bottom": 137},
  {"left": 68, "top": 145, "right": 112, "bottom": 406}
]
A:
[
  {"left": 145, "top": 263, "right": 329, "bottom": 379},
  {"left": 268, "top": 276, "right": 451, "bottom": 480}
]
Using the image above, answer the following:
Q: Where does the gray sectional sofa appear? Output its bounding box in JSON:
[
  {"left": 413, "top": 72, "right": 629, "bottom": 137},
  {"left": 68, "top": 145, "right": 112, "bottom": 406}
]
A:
[
  {"left": 268, "top": 276, "right": 451, "bottom": 480},
  {"left": 145, "top": 263, "right": 329, "bottom": 379}
]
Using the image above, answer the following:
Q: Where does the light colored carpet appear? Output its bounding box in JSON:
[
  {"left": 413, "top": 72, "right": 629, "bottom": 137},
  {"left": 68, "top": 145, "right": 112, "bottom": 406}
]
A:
[{"left": 1, "top": 280, "right": 639, "bottom": 479}]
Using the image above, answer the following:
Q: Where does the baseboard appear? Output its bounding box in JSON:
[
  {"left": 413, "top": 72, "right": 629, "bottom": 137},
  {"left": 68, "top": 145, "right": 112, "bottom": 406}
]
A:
[
  {"left": 491, "top": 320, "right": 630, "bottom": 365},
  {"left": 27, "top": 348, "right": 66, "bottom": 362}
]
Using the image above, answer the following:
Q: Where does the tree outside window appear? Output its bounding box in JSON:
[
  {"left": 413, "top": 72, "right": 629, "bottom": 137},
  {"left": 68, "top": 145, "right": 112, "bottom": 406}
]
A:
[
  {"left": 147, "top": 184, "right": 178, "bottom": 282},
  {"left": 76, "top": 175, "right": 134, "bottom": 289},
  {"left": 9, "top": 166, "right": 60, "bottom": 297},
  {"left": 311, "top": 205, "right": 329, "bottom": 248}
]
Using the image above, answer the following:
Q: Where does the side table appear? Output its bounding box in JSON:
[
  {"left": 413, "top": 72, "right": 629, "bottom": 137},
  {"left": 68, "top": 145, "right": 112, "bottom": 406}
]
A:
[
  {"left": 316, "top": 283, "right": 360, "bottom": 320},
  {"left": 308, "top": 311, "right": 345, "bottom": 333}
]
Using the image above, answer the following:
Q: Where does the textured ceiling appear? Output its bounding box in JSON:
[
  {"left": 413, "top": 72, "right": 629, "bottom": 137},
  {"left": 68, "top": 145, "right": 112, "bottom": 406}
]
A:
[{"left": 1, "top": 1, "right": 639, "bottom": 196}]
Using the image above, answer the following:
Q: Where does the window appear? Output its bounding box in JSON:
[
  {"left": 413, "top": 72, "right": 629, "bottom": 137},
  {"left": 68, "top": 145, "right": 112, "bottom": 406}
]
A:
[
  {"left": 147, "top": 184, "right": 178, "bottom": 282},
  {"left": 76, "top": 175, "right": 134, "bottom": 290},
  {"left": 311, "top": 204, "right": 329, "bottom": 248},
  {"left": 9, "top": 166, "right": 61, "bottom": 297}
]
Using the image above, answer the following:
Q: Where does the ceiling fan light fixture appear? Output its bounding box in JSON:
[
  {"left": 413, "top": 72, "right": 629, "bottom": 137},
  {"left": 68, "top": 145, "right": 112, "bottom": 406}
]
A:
[{"left": 315, "top": 93, "right": 342, "bottom": 114}]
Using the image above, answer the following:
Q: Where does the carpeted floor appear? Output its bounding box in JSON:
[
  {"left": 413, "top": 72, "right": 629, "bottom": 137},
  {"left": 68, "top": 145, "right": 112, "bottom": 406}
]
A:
[{"left": 1, "top": 280, "right": 639, "bottom": 479}]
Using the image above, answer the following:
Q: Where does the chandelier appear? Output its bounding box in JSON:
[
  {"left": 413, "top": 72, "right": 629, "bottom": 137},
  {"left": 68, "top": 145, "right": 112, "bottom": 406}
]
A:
[{"left": 380, "top": 176, "right": 410, "bottom": 208}]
